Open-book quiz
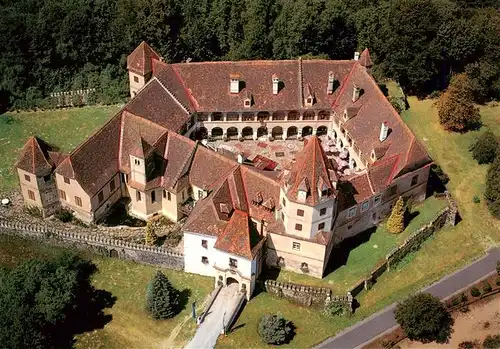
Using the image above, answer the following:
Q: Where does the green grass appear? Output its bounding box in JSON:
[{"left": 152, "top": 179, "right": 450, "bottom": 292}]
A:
[
  {"left": 0, "top": 234, "right": 213, "bottom": 349},
  {"left": 0, "top": 106, "right": 120, "bottom": 191},
  {"left": 274, "top": 196, "right": 448, "bottom": 293}
]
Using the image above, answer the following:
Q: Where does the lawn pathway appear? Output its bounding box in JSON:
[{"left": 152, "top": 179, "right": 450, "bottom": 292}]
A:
[{"left": 314, "top": 247, "right": 500, "bottom": 349}]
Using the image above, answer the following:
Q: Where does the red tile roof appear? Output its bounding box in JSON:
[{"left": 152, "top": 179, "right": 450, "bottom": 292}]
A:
[
  {"left": 359, "top": 48, "right": 373, "bottom": 67},
  {"left": 284, "top": 136, "right": 338, "bottom": 206},
  {"left": 16, "top": 137, "right": 67, "bottom": 176},
  {"left": 56, "top": 114, "right": 122, "bottom": 196},
  {"left": 127, "top": 41, "right": 161, "bottom": 75},
  {"left": 189, "top": 145, "right": 239, "bottom": 190},
  {"left": 213, "top": 209, "right": 263, "bottom": 259}
]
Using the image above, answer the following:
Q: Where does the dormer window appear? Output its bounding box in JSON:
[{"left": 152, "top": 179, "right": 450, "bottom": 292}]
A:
[
  {"left": 230, "top": 74, "right": 240, "bottom": 94},
  {"left": 243, "top": 90, "right": 252, "bottom": 108},
  {"left": 307, "top": 98, "right": 312, "bottom": 104},
  {"left": 321, "top": 189, "right": 329, "bottom": 197}
]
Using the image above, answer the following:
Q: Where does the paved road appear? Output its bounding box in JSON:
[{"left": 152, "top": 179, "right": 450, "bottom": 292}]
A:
[
  {"left": 185, "top": 283, "right": 240, "bottom": 349},
  {"left": 315, "top": 247, "right": 500, "bottom": 349}
]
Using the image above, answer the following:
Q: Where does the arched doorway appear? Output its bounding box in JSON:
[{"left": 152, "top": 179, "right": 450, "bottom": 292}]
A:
[
  {"left": 227, "top": 127, "right": 238, "bottom": 140},
  {"left": 242, "top": 127, "right": 253, "bottom": 140},
  {"left": 109, "top": 249, "right": 118, "bottom": 258},
  {"left": 272, "top": 126, "right": 283, "bottom": 140},
  {"left": 316, "top": 126, "right": 328, "bottom": 136},
  {"left": 226, "top": 277, "right": 239, "bottom": 285},
  {"left": 211, "top": 127, "right": 223, "bottom": 139},
  {"left": 287, "top": 126, "right": 298, "bottom": 139},
  {"left": 257, "top": 126, "right": 267, "bottom": 138},
  {"left": 302, "top": 126, "right": 313, "bottom": 137}
]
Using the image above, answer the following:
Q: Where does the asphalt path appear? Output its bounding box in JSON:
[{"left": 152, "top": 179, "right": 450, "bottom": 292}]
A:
[{"left": 314, "top": 247, "right": 500, "bottom": 349}]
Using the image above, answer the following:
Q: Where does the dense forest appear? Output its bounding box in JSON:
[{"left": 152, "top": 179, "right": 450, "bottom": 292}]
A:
[{"left": 0, "top": 0, "right": 499, "bottom": 111}]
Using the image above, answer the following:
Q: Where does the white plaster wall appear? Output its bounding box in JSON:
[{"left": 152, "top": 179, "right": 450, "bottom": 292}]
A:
[
  {"left": 183, "top": 232, "right": 217, "bottom": 276},
  {"left": 213, "top": 249, "right": 253, "bottom": 279}
]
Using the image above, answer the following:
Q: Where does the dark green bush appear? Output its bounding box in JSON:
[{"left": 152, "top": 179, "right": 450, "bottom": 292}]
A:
[
  {"left": 461, "top": 293, "right": 468, "bottom": 302},
  {"left": 458, "top": 340, "right": 479, "bottom": 349},
  {"left": 258, "top": 313, "right": 294, "bottom": 345},
  {"left": 470, "top": 287, "right": 481, "bottom": 297},
  {"left": 473, "top": 195, "right": 481, "bottom": 204},
  {"left": 55, "top": 208, "right": 74, "bottom": 223},
  {"left": 483, "top": 335, "right": 500, "bottom": 349},
  {"left": 23, "top": 205, "right": 42, "bottom": 218},
  {"left": 146, "top": 271, "right": 179, "bottom": 320},
  {"left": 483, "top": 281, "right": 492, "bottom": 293},
  {"left": 469, "top": 130, "right": 499, "bottom": 164},
  {"left": 485, "top": 156, "right": 500, "bottom": 219},
  {"left": 324, "top": 301, "right": 347, "bottom": 317},
  {"left": 430, "top": 164, "right": 450, "bottom": 185},
  {"left": 496, "top": 277, "right": 500, "bottom": 286},
  {"left": 496, "top": 260, "right": 500, "bottom": 275},
  {"left": 451, "top": 296, "right": 460, "bottom": 306}
]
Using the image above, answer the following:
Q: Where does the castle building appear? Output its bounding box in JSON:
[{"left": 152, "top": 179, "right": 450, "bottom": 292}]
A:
[{"left": 16, "top": 42, "right": 431, "bottom": 299}]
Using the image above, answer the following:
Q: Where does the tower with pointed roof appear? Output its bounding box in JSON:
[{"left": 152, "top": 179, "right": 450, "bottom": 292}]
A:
[
  {"left": 15, "top": 137, "right": 68, "bottom": 217},
  {"left": 280, "top": 136, "right": 338, "bottom": 240},
  {"left": 127, "top": 41, "right": 161, "bottom": 97}
]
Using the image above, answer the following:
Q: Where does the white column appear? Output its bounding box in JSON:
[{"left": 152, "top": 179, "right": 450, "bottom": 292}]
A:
[
  {"left": 312, "top": 128, "right": 317, "bottom": 135},
  {"left": 253, "top": 130, "right": 258, "bottom": 140}
]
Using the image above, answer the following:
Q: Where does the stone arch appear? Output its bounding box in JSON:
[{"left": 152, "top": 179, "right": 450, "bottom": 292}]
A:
[
  {"left": 288, "top": 110, "right": 299, "bottom": 120},
  {"left": 272, "top": 110, "right": 286, "bottom": 120},
  {"left": 242, "top": 127, "right": 253, "bottom": 139},
  {"left": 257, "top": 126, "right": 268, "bottom": 138},
  {"left": 318, "top": 110, "right": 330, "bottom": 120},
  {"left": 227, "top": 127, "right": 238, "bottom": 140},
  {"left": 242, "top": 112, "right": 255, "bottom": 122},
  {"left": 316, "top": 126, "right": 328, "bottom": 136},
  {"left": 287, "top": 126, "right": 298, "bottom": 139},
  {"left": 109, "top": 249, "right": 118, "bottom": 258},
  {"left": 303, "top": 109, "right": 315, "bottom": 121},
  {"left": 257, "top": 111, "right": 270, "bottom": 121},
  {"left": 211, "top": 127, "right": 223, "bottom": 139},
  {"left": 272, "top": 126, "right": 283, "bottom": 140},
  {"left": 227, "top": 277, "right": 239, "bottom": 285},
  {"left": 302, "top": 126, "right": 313, "bottom": 137}
]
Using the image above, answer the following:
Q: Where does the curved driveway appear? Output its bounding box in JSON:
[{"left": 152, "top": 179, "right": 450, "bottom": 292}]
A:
[{"left": 315, "top": 247, "right": 500, "bottom": 349}]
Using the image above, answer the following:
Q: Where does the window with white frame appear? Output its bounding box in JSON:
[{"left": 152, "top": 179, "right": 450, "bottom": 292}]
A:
[
  {"left": 373, "top": 194, "right": 382, "bottom": 207},
  {"left": 361, "top": 200, "right": 370, "bottom": 212},
  {"left": 348, "top": 206, "right": 357, "bottom": 218}
]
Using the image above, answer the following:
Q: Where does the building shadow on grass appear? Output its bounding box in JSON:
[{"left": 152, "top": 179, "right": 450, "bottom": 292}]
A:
[{"left": 323, "top": 227, "right": 377, "bottom": 277}]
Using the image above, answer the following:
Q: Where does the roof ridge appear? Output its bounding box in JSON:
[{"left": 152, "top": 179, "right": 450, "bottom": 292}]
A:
[
  {"left": 153, "top": 76, "right": 190, "bottom": 113},
  {"left": 170, "top": 65, "right": 199, "bottom": 110},
  {"left": 331, "top": 62, "right": 357, "bottom": 109}
]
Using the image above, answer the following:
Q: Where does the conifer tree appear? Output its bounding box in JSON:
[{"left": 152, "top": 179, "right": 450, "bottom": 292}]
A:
[
  {"left": 387, "top": 196, "right": 406, "bottom": 234},
  {"left": 146, "top": 271, "right": 179, "bottom": 319},
  {"left": 145, "top": 221, "right": 158, "bottom": 246}
]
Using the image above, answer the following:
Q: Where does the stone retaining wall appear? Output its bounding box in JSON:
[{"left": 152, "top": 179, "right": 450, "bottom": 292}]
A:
[
  {"left": 264, "top": 279, "right": 353, "bottom": 311},
  {"left": 0, "top": 220, "right": 184, "bottom": 270}
]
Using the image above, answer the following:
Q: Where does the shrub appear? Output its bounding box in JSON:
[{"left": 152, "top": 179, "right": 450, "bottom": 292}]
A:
[
  {"left": 145, "top": 221, "right": 158, "bottom": 246},
  {"left": 395, "top": 293, "right": 453, "bottom": 344},
  {"left": 451, "top": 296, "right": 460, "bottom": 306},
  {"left": 497, "top": 260, "right": 500, "bottom": 275},
  {"left": 469, "top": 130, "right": 499, "bottom": 164},
  {"left": 430, "top": 164, "right": 450, "bottom": 185},
  {"left": 483, "top": 335, "right": 500, "bottom": 349},
  {"left": 461, "top": 293, "right": 468, "bottom": 302},
  {"left": 387, "top": 196, "right": 406, "bottom": 234},
  {"left": 324, "top": 301, "right": 346, "bottom": 317},
  {"left": 473, "top": 195, "right": 481, "bottom": 204},
  {"left": 437, "top": 73, "right": 481, "bottom": 132},
  {"left": 458, "top": 340, "right": 479, "bottom": 349},
  {"left": 23, "top": 205, "right": 42, "bottom": 218},
  {"left": 483, "top": 281, "right": 492, "bottom": 293},
  {"left": 485, "top": 156, "right": 500, "bottom": 219},
  {"left": 145, "top": 271, "right": 179, "bottom": 319},
  {"left": 470, "top": 287, "right": 481, "bottom": 297},
  {"left": 496, "top": 277, "right": 500, "bottom": 286},
  {"left": 258, "top": 313, "right": 294, "bottom": 345},
  {"left": 55, "top": 208, "right": 73, "bottom": 223}
]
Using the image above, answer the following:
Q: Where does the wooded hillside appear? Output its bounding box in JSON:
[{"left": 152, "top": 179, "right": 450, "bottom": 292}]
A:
[{"left": 0, "top": 0, "right": 498, "bottom": 111}]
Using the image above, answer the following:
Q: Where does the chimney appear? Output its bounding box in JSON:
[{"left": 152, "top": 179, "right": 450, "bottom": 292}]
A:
[
  {"left": 352, "top": 85, "right": 360, "bottom": 102},
  {"left": 327, "top": 71, "right": 335, "bottom": 95},
  {"left": 237, "top": 153, "right": 244, "bottom": 164},
  {"left": 379, "top": 121, "right": 389, "bottom": 142},
  {"left": 230, "top": 74, "right": 240, "bottom": 94},
  {"left": 354, "top": 52, "right": 360, "bottom": 61},
  {"left": 272, "top": 74, "right": 279, "bottom": 95}
]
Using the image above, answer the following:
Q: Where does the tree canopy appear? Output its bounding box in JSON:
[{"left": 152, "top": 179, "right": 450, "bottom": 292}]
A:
[
  {"left": 395, "top": 293, "right": 454, "bottom": 344},
  {"left": 0, "top": 0, "right": 499, "bottom": 111},
  {"left": 0, "top": 252, "right": 115, "bottom": 349}
]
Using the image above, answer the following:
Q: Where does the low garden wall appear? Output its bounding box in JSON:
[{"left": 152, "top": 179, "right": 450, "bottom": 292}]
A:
[
  {"left": 264, "top": 279, "right": 353, "bottom": 312},
  {"left": 350, "top": 192, "right": 458, "bottom": 296},
  {"left": 0, "top": 220, "right": 184, "bottom": 270}
]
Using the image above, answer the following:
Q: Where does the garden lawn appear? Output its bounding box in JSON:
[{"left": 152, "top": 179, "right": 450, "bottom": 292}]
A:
[
  {"left": 275, "top": 196, "right": 448, "bottom": 293},
  {"left": 0, "top": 106, "right": 119, "bottom": 191},
  {"left": 0, "top": 234, "right": 213, "bottom": 349}
]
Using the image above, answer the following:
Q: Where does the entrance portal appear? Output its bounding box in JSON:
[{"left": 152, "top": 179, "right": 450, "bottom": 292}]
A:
[{"left": 226, "top": 277, "right": 239, "bottom": 286}]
